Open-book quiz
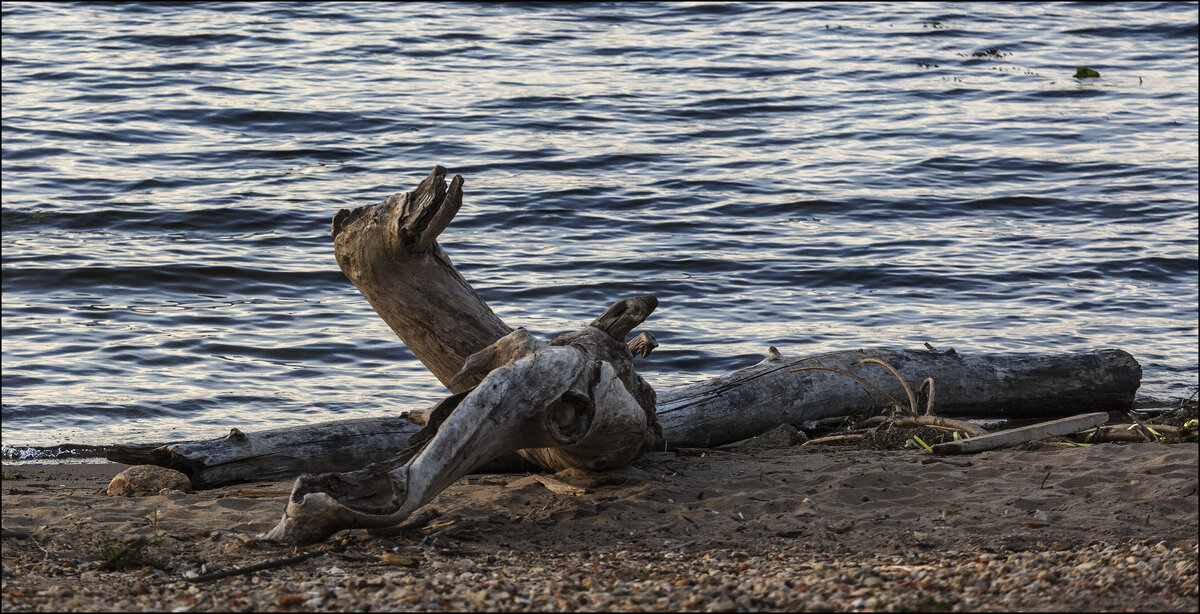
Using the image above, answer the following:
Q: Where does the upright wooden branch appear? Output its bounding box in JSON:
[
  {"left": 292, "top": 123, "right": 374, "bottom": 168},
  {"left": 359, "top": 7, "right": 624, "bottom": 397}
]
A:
[{"left": 331, "top": 166, "right": 511, "bottom": 392}]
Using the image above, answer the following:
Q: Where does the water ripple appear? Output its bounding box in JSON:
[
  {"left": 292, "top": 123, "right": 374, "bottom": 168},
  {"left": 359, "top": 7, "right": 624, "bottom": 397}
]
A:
[{"left": 2, "top": 1, "right": 1196, "bottom": 454}]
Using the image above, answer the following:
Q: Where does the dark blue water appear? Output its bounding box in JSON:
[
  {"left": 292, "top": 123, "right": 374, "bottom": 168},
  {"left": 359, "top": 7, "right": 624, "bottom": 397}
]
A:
[{"left": 3, "top": 2, "right": 1197, "bottom": 456}]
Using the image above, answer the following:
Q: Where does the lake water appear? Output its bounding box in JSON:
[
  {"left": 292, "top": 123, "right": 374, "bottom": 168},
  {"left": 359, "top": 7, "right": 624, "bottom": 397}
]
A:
[{"left": 3, "top": 2, "right": 1197, "bottom": 458}]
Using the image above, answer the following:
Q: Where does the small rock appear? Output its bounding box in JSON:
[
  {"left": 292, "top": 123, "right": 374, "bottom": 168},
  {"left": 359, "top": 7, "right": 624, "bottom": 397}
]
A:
[
  {"left": 277, "top": 594, "right": 305, "bottom": 607},
  {"left": 708, "top": 596, "right": 738, "bottom": 611},
  {"left": 550, "top": 468, "right": 630, "bottom": 488},
  {"left": 739, "top": 424, "right": 805, "bottom": 449},
  {"left": 107, "top": 465, "right": 192, "bottom": 497},
  {"left": 828, "top": 520, "right": 853, "bottom": 534},
  {"left": 381, "top": 553, "right": 420, "bottom": 568}
]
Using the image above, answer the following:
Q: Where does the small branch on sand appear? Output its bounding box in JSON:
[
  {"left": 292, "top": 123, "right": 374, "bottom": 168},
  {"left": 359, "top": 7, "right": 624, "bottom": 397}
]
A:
[
  {"left": 367, "top": 508, "right": 442, "bottom": 538},
  {"left": 893, "top": 416, "right": 987, "bottom": 438},
  {"left": 155, "top": 543, "right": 348, "bottom": 585},
  {"left": 801, "top": 434, "right": 868, "bottom": 446}
]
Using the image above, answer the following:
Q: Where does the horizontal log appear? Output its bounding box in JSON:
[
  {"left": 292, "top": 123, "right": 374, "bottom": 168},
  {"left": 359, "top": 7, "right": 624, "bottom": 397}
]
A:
[
  {"left": 658, "top": 347, "right": 1139, "bottom": 448},
  {"left": 107, "top": 417, "right": 422, "bottom": 489},
  {"left": 107, "top": 415, "right": 536, "bottom": 489},
  {"left": 107, "top": 347, "right": 1140, "bottom": 488}
]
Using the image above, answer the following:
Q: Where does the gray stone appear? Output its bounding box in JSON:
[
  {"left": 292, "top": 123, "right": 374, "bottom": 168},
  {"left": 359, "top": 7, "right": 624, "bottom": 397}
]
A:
[
  {"left": 106, "top": 465, "right": 192, "bottom": 497},
  {"left": 739, "top": 424, "right": 806, "bottom": 449}
]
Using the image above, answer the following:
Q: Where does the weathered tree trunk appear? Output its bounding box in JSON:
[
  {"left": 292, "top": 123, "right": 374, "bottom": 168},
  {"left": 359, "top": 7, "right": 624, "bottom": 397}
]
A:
[
  {"left": 658, "top": 346, "right": 1140, "bottom": 448},
  {"left": 103, "top": 166, "right": 1143, "bottom": 543},
  {"left": 252, "top": 176, "right": 675, "bottom": 544},
  {"left": 263, "top": 299, "right": 662, "bottom": 544},
  {"left": 263, "top": 326, "right": 656, "bottom": 545},
  {"left": 108, "top": 347, "right": 1141, "bottom": 488}
]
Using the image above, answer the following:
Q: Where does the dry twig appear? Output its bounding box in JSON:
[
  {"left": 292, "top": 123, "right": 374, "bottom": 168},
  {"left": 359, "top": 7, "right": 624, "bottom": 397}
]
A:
[
  {"left": 893, "top": 416, "right": 987, "bottom": 438},
  {"left": 860, "top": 358, "right": 919, "bottom": 418},
  {"left": 801, "top": 434, "right": 867, "bottom": 446}
]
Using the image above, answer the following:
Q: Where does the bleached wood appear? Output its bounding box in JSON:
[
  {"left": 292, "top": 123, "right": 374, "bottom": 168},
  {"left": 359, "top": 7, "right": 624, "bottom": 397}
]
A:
[
  {"left": 263, "top": 336, "right": 650, "bottom": 545},
  {"left": 104, "top": 167, "right": 1143, "bottom": 546},
  {"left": 657, "top": 347, "right": 1139, "bottom": 448},
  {"left": 931, "top": 412, "right": 1110, "bottom": 454},
  {"left": 108, "top": 347, "right": 1140, "bottom": 488}
]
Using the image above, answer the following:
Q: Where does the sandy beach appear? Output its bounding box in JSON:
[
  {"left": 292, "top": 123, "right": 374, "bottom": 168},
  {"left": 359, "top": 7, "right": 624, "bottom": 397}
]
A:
[{"left": 2, "top": 441, "right": 1196, "bottom": 612}]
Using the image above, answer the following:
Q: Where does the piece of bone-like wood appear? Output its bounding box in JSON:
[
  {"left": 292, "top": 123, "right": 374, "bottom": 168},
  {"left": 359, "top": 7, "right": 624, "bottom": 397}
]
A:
[
  {"left": 931, "top": 412, "right": 1109, "bottom": 454},
  {"left": 263, "top": 345, "right": 645, "bottom": 545},
  {"left": 504, "top": 474, "right": 588, "bottom": 496},
  {"left": 532, "top": 474, "right": 586, "bottom": 495},
  {"left": 628, "top": 331, "right": 658, "bottom": 358},
  {"left": 588, "top": 295, "right": 658, "bottom": 343}
]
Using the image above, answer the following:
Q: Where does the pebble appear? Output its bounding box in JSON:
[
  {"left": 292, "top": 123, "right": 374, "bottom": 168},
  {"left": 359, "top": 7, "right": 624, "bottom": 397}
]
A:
[
  {"left": 381, "top": 553, "right": 420, "bottom": 567},
  {"left": 2, "top": 533, "right": 1196, "bottom": 612},
  {"left": 105, "top": 465, "right": 192, "bottom": 497}
]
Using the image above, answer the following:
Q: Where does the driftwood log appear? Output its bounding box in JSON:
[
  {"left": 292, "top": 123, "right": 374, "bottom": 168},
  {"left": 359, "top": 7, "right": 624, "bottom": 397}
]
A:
[
  {"left": 108, "top": 167, "right": 1143, "bottom": 544},
  {"left": 109, "top": 347, "right": 1141, "bottom": 488}
]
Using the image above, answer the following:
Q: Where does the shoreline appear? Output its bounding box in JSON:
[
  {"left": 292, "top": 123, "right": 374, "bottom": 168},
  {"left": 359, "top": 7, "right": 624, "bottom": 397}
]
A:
[
  {"left": 3, "top": 395, "right": 1192, "bottom": 464},
  {"left": 3, "top": 443, "right": 1197, "bottom": 612}
]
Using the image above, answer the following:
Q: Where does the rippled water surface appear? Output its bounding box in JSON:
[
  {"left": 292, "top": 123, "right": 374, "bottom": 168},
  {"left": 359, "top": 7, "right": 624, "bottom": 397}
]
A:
[{"left": 3, "top": 2, "right": 1197, "bottom": 453}]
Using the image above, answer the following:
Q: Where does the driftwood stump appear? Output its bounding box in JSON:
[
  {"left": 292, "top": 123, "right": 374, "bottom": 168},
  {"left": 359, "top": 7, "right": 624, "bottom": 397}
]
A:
[
  {"left": 265, "top": 168, "right": 665, "bottom": 544},
  {"left": 108, "top": 165, "right": 1141, "bottom": 544}
]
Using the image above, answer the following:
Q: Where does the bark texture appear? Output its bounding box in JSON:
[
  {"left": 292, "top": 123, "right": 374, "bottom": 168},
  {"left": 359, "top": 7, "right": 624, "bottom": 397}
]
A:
[
  {"left": 264, "top": 320, "right": 656, "bottom": 545},
  {"left": 331, "top": 167, "right": 510, "bottom": 392},
  {"left": 657, "top": 346, "right": 1140, "bottom": 448}
]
